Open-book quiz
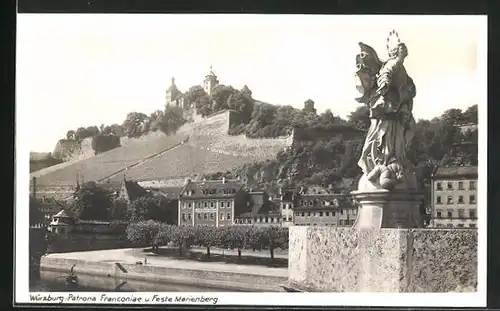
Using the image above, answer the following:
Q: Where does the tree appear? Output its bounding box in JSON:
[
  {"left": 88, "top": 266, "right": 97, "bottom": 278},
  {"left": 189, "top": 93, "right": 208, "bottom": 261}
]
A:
[
  {"left": 227, "top": 91, "right": 254, "bottom": 123},
  {"left": 194, "top": 225, "right": 223, "bottom": 258},
  {"left": 184, "top": 85, "right": 207, "bottom": 108},
  {"left": 170, "top": 226, "right": 196, "bottom": 257},
  {"left": 91, "top": 134, "right": 121, "bottom": 154},
  {"left": 129, "top": 196, "right": 177, "bottom": 224},
  {"left": 259, "top": 226, "right": 288, "bottom": 260},
  {"left": 122, "top": 112, "right": 149, "bottom": 138},
  {"left": 441, "top": 108, "right": 464, "bottom": 125},
  {"left": 109, "top": 124, "right": 125, "bottom": 137},
  {"left": 211, "top": 85, "right": 235, "bottom": 112},
  {"left": 462, "top": 105, "right": 478, "bottom": 124},
  {"left": 73, "top": 181, "right": 112, "bottom": 221},
  {"left": 220, "top": 226, "right": 249, "bottom": 259},
  {"left": 66, "top": 130, "right": 76, "bottom": 140},
  {"left": 196, "top": 95, "right": 213, "bottom": 117},
  {"left": 347, "top": 105, "right": 370, "bottom": 130},
  {"left": 126, "top": 220, "right": 162, "bottom": 250},
  {"left": 161, "top": 106, "right": 187, "bottom": 135},
  {"left": 75, "top": 127, "right": 92, "bottom": 141}
]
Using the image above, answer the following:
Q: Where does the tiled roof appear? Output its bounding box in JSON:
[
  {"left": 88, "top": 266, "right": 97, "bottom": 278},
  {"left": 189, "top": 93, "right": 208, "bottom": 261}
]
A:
[
  {"left": 154, "top": 186, "right": 184, "bottom": 198},
  {"left": 180, "top": 179, "right": 244, "bottom": 198},
  {"left": 433, "top": 166, "right": 478, "bottom": 179},
  {"left": 124, "top": 180, "right": 149, "bottom": 201}
]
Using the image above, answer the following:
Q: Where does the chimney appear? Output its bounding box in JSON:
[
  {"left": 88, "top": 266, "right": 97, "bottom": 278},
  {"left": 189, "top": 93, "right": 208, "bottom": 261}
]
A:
[{"left": 32, "top": 177, "right": 37, "bottom": 200}]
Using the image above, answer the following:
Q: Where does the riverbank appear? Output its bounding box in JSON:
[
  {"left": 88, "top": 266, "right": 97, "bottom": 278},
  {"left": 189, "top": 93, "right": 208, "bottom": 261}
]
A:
[{"left": 40, "top": 248, "right": 288, "bottom": 292}]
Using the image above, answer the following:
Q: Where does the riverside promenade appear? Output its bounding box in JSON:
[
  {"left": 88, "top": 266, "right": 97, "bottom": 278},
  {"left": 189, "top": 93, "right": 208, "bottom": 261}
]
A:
[{"left": 41, "top": 247, "right": 288, "bottom": 292}]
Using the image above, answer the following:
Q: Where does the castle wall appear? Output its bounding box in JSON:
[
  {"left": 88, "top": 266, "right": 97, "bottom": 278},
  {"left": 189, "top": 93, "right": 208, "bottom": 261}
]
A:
[{"left": 52, "top": 137, "right": 95, "bottom": 162}]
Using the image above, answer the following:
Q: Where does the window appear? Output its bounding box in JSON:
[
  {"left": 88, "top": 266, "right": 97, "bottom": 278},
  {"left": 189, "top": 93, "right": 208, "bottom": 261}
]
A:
[
  {"left": 332, "top": 212, "right": 336, "bottom": 217},
  {"left": 204, "top": 202, "right": 208, "bottom": 208},
  {"left": 227, "top": 201, "right": 232, "bottom": 208},
  {"left": 203, "top": 213, "right": 208, "bottom": 220},
  {"left": 210, "top": 213, "right": 215, "bottom": 220},
  {"left": 188, "top": 202, "right": 192, "bottom": 208},
  {"left": 220, "top": 201, "right": 224, "bottom": 208},
  {"left": 447, "top": 210, "right": 453, "bottom": 217},
  {"left": 283, "top": 217, "right": 287, "bottom": 221},
  {"left": 446, "top": 224, "right": 453, "bottom": 228},
  {"left": 309, "top": 201, "right": 313, "bottom": 206},
  {"left": 447, "top": 196, "right": 453, "bottom": 204},
  {"left": 458, "top": 209, "right": 464, "bottom": 218},
  {"left": 469, "top": 181, "right": 476, "bottom": 190},
  {"left": 436, "top": 210, "right": 442, "bottom": 218},
  {"left": 210, "top": 202, "right": 214, "bottom": 208},
  {"left": 469, "top": 210, "right": 476, "bottom": 218},
  {"left": 326, "top": 212, "right": 330, "bottom": 216},
  {"left": 340, "top": 220, "right": 345, "bottom": 226},
  {"left": 340, "top": 209, "right": 344, "bottom": 215},
  {"left": 274, "top": 217, "right": 277, "bottom": 223},
  {"left": 288, "top": 216, "right": 292, "bottom": 221},
  {"left": 436, "top": 182, "right": 443, "bottom": 190},
  {"left": 226, "top": 213, "right": 231, "bottom": 220},
  {"left": 457, "top": 224, "right": 464, "bottom": 228},
  {"left": 436, "top": 224, "right": 443, "bottom": 228},
  {"left": 436, "top": 196, "right": 442, "bottom": 204},
  {"left": 469, "top": 195, "right": 476, "bottom": 204},
  {"left": 319, "top": 211, "right": 324, "bottom": 217},
  {"left": 197, "top": 213, "right": 202, "bottom": 220},
  {"left": 458, "top": 196, "right": 464, "bottom": 204},
  {"left": 295, "top": 212, "right": 300, "bottom": 216},
  {"left": 469, "top": 224, "right": 476, "bottom": 228},
  {"left": 181, "top": 213, "right": 186, "bottom": 221},
  {"left": 301, "top": 212, "right": 305, "bottom": 217},
  {"left": 220, "top": 213, "right": 225, "bottom": 220},
  {"left": 353, "top": 209, "right": 358, "bottom": 215},
  {"left": 188, "top": 213, "right": 192, "bottom": 220},
  {"left": 458, "top": 182, "right": 464, "bottom": 190},
  {"left": 447, "top": 182, "right": 453, "bottom": 190}
]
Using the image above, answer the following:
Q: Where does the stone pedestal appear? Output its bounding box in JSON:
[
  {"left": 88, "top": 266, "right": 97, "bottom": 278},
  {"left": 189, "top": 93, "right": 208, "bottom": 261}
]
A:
[
  {"left": 284, "top": 227, "right": 477, "bottom": 292},
  {"left": 351, "top": 173, "right": 424, "bottom": 229}
]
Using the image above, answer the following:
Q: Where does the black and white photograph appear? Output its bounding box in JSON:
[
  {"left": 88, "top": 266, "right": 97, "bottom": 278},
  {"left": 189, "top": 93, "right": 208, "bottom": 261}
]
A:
[{"left": 15, "top": 13, "right": 487, "bottom": 307}]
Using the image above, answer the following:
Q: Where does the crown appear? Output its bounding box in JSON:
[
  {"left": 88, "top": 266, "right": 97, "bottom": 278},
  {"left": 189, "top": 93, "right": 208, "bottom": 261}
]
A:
[{"left": 386, "top": 29, "right": 401, "bottom": 55}]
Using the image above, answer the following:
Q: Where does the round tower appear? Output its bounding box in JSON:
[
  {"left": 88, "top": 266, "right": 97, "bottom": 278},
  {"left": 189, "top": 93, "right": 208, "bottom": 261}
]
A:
[{"left": 203, "top": 66, "right": 219, "bottom": 96}]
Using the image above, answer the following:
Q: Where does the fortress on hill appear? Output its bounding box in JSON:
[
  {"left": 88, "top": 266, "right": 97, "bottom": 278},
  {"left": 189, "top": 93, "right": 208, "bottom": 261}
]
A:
[{"left": 30, "top": 66, "right": 363, "bottom": 200}]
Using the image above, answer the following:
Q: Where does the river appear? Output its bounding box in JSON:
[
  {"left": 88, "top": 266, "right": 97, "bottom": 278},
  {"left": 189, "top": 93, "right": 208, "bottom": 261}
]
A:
[{"left": 31, "top": 270, "right": 240, "bottom": 292}]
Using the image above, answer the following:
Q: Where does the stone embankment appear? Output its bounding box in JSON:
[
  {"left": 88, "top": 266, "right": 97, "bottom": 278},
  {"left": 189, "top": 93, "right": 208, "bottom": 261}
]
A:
[{"left": 41, "top": 248, "right": 288, "bottom": 292}]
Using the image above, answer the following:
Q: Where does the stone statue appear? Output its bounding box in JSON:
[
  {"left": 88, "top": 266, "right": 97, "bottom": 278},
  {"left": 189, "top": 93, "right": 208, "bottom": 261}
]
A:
[{"left": 354, "top": 30, "right": 417, "bottom": 191}]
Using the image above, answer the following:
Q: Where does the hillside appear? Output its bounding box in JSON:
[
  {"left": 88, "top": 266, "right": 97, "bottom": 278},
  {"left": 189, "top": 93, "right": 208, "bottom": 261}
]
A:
[{"left": 31, "top": 110, "right": 292, "bottom": 188}]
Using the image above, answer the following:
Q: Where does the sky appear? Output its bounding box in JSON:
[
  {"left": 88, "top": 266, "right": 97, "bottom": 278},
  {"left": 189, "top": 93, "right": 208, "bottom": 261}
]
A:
[{"left": 17, "top": 14, "right": 486, "bottom": 152}]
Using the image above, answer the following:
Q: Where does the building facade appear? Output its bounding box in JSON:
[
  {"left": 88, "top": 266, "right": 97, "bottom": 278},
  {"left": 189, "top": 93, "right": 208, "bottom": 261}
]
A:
[
  {"left": 279, "top": 188, "right": 296, "bottom": 227},
  {"left": 234, "top": 190, "right": 281, "bottom": 226},
  {"left": 177, "top": 178, "right": 245, "bottom": 227},
  {"left": 431, "top": 166, "right": 478, "bottom": 228},
  {"left": 293, "top": 186, "right": 357, "bottom": 226}
]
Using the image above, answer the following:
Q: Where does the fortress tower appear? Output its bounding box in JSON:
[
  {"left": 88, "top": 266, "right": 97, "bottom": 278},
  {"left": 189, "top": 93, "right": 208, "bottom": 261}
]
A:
[
  {"left": 166, "top": 77, "right": 184, "bottom": 108},
  {"left": 303, "top": 99, "right": 317, "bottom": 114},
  {"left": 203, "top": 66, "right": 219, "bottom": 96}
]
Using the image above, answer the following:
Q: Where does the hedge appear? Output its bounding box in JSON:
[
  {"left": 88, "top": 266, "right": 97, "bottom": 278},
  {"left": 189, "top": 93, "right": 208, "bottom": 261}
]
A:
[{"left": 126, "top": 221, "right": 289, "bottom": 259}]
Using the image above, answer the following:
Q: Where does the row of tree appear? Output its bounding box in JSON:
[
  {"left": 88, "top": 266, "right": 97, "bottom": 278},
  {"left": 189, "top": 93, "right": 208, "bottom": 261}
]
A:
[
  {"left": 126, "top": 221, "right": 289, "bottom": 260},
  {"left": 58, "top": 105, "right": 187, "bottom": 157}
]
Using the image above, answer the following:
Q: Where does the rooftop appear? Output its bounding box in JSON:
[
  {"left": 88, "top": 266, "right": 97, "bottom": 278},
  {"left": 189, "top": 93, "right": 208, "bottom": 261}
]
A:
[
  {"left": 180, "top": 178, "right": 244, "bottom": 198},
  {"left": 433, "top": 166, "right": 478, "bottom": 179}
]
